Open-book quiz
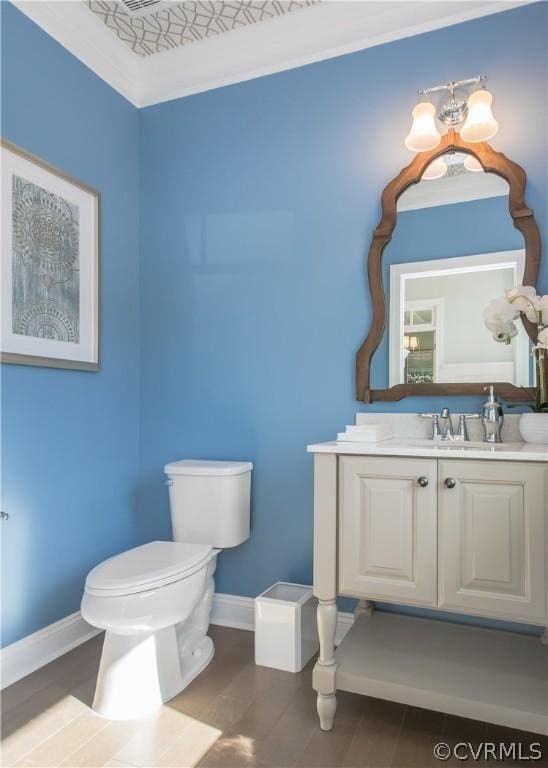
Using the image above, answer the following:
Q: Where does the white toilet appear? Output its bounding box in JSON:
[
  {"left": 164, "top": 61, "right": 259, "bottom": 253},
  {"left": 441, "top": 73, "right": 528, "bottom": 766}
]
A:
[{"left": 81, "top": 459, "right": 252, "bottom": 720}]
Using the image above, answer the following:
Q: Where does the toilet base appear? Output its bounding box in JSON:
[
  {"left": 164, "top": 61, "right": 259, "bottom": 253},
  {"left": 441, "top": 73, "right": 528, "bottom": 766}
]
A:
[
  {"left": 92, "top": 564, "right": 217, "bottom": 720},
  {"left": 92, "top": 629, "right": 215, "bottom": 721},
  {"left": 180, "top": 634, "right": 215, "bottom": 690}
]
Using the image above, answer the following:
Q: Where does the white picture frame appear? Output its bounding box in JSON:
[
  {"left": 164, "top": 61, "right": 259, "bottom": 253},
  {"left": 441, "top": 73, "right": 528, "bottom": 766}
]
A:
[{"left": 1, "top": 139, "right": 99, "bottom": 371}]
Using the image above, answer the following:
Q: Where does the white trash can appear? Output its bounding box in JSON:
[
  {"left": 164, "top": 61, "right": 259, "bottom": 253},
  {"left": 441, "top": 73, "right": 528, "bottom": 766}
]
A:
[{"left": 254, "top": 582, "right": 319, "bottom": 672}]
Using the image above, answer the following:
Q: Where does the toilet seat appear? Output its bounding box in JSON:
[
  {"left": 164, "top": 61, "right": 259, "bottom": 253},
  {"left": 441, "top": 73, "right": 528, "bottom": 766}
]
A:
[{"left": 85, "top": 540, "right": 213, "bottom": 597}]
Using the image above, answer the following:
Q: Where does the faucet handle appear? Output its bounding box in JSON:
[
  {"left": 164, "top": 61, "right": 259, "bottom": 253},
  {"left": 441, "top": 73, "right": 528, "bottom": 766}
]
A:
[
  {"left": 419, "top": 413, "right": 442, "bottom": 440},
  {"left": 455, "top": 414, "right": 468, "bottom": 442},
  {"left": 454, "top": 413, "right": 481, "bottom": 441}
]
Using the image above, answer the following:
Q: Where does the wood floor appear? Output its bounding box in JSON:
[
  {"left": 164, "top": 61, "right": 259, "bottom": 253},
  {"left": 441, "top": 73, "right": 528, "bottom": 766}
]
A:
[{"left": 1, "top": 625, "right": 546, "bottom": 768}]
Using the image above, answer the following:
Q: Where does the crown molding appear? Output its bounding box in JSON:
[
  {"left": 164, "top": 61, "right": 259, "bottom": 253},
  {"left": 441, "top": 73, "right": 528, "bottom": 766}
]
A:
[
  {"left": 12, "top": 0, "right": 140, "bottom": 105},
  {"left": 13, "top": 0, "right": 536, "bottom": 109},
  {"left": 137, "top": 0, "right": 536, "bottom": 107}
]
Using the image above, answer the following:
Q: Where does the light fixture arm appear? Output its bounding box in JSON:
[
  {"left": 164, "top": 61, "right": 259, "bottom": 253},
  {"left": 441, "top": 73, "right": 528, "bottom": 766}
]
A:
[{"left": 418, "top": 75, "right": 487, "bottom": 99}]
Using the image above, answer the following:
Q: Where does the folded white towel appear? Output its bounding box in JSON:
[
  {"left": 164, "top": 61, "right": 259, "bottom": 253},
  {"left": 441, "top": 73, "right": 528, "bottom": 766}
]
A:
[{"left": 337, "top": 424, "right": 393, "bottom": 442}]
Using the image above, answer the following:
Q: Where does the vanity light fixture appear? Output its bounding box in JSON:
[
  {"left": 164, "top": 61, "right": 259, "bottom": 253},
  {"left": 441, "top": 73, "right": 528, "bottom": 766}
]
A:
[
  {"left": 463, "top": 155, "right": 484, "bottom": 172},
  {"left": 405, "top": 75, "right": 499, "bottom": 151},
  {"left": 421, "top": 157, "right": 448, "bottom": 180},
  {"left": 460, "top": 88, "right": 499, "bottom": 142},
  {"left": 404, "top": 101, "right": 441, "bottom": 151}
]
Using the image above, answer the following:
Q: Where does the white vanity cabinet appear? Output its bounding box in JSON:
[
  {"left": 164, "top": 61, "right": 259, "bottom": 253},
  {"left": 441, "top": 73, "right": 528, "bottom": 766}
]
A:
[
  {"left": 309, "top": 441, "right": 548, "bottom": 736},
  {"left": 338, "top": 456, "right": 546, "bottom": 622},
  {"left": 339, "top": 456, "right": 437, "bottom": 607},
  {"left": 438, "top": 460, "right": 546, "bottom": 622}
]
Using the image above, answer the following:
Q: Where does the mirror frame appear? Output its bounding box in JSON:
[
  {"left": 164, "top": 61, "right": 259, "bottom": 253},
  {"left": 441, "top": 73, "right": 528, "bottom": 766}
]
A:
[{"left": 356, "top": 129, "right": 541, "bottom": 403}]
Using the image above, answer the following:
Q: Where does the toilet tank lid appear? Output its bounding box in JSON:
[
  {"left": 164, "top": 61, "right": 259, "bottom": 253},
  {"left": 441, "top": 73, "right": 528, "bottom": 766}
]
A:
[{"left": 164, "top": 459, "right": 253, "bottom": 477}]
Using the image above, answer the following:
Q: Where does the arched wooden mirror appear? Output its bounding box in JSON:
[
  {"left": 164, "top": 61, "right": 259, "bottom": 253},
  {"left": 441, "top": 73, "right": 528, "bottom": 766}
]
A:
[{"left": 356, "top": 129, "right": 541, "bottom": 403}]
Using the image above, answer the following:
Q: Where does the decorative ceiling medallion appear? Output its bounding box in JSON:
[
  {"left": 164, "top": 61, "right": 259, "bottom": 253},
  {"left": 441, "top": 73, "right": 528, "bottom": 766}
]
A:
[{"left": 88, "top": 0, "right": 319, "bottom": 57}]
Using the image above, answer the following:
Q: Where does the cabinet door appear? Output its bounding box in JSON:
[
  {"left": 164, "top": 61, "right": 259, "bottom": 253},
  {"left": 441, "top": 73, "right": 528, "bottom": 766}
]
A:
[
  {"left": 438, "top": 460, "right": 547, "bottom": 622},
  {"left": 339, "top": 456, "right": 437, "bottom": 606}
]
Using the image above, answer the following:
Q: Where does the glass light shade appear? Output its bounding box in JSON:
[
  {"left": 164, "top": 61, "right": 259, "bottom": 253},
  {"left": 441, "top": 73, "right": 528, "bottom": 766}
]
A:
[
  {"left": 408, "top": 336, "right": 420, "bottom": 352},
  {"left": 404, "top": 101, "right": 442, "bottom": 152},
  {"left": 464, "top": 155, "right": 483, "bottom": 172},
  {"left": 460, "top": 89, "right": 499, "bottom": 143},
  {"left": 422, "top": 158, "right": 447, "bottom": 180}
]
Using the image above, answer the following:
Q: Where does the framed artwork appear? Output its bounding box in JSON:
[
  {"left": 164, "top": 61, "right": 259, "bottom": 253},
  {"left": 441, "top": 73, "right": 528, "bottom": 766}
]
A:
[{"left": 1, "top": 139, "right": 99, "bottom": 370}]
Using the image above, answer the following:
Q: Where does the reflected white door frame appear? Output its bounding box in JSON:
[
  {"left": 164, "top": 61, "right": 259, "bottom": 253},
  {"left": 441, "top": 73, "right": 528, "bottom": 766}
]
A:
[
  {"left": 402, "top": 298, "right": 444, "bottom": 384},
  {"left": 389, "top": 250, "right": 527, "bottom": 388}
]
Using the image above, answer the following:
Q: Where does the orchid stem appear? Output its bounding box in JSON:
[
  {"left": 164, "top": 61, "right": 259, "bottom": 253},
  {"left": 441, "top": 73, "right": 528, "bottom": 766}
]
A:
[
  {"left": 507, "top": 297, "right": 546, "bottom": 410},
  {"left": 538, "top": 341, "right": 547, "bottom": 410}
]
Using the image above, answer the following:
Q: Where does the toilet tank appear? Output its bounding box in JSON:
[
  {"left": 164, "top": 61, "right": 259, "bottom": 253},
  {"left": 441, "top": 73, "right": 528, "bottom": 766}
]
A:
[{"left": 164, "top": 460, "right": 252, "bottom": 548}]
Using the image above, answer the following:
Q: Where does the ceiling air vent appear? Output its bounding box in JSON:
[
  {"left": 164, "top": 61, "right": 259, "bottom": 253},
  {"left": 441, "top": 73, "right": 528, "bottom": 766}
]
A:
[{"left": 120, "top": 0, "right": 171, "bottom": 17}]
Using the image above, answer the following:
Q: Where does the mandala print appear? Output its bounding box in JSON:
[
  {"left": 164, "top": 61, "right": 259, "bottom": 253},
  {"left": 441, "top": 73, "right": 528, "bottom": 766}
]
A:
[
  {"left": 13, "top": 177, "right": 79, "bottom": 288},
  {"left": 11, "top": 175, "right": 80, "bottom": 344},
  {"left": 13, "top": 301, "right": 77, "bottom": 342}
]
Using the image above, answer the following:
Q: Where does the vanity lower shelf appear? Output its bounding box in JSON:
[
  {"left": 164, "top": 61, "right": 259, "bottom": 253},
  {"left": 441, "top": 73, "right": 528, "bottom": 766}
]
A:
[{"left": 332, "top": 611, "right": 548, "bottom": 735}]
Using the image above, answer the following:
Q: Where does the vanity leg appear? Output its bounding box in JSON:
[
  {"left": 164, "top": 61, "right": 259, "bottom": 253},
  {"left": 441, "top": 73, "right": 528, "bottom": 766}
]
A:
[
  {"left": 317, "top": 693, "right": 337, "bottom": 731},
  {"left": 354, "top": 599, "right": 374, "bottom": 620},
  {"left": 317, "top": 598, "right": 337, "bottom": 665},
  {"left": 541, "top": 628, "right": 548, "bottom": 646},
  {"left": 312, "top": 454, "right": 338, "bottom": 732},
  {"left": 316, "top": 598, "right": 337, "bottom": 730}
]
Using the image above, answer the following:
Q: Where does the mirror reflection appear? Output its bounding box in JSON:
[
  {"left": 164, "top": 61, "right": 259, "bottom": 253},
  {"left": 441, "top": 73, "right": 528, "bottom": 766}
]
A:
[{"left": 384, "top": 152, "right": 531, "bottom": 388}]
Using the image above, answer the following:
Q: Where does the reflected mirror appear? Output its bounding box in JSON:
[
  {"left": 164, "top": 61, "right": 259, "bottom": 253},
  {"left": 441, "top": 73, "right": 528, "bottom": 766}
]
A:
[{"left": 383, "top": 152, "right": 532, "bottom": 389}]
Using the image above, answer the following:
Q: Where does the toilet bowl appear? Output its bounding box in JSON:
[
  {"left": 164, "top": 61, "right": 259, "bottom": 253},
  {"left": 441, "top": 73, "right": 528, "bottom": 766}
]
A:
[{"left": 81, "top": 459, "right": 252, "bottom": 720}]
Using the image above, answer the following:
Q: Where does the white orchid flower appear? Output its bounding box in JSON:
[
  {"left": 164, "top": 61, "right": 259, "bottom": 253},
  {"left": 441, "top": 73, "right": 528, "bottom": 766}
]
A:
[
  {"left": 506, "top": 285, "right": 540, "bottom": 323},
  {"left": 487, "top": 286, "right": 548, "bottom": 411},
  {"left": 485, "top": 296, "right": 519, "bottom": 323},
  {"left": 490, "top": 321, "right": 519, "bottom": 345},
  {"left": 532, "top": 294, "right": 548, "bottom": 324},
  {"left": 533, "top": 327, "right": 548, "bottom": 351},
  {"left": 484, "top": 298, "right": 519, "bottom": 344}
]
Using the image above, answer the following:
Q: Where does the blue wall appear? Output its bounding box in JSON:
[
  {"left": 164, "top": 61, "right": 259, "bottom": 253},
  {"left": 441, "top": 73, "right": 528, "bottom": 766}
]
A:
[
  {"left": 0, "top": 4, "right": 142, "bottom": 646},
  {"left": 1, "top": 2, "right": 547, "bottom": 647},
  {"left": 139, "top": 3, "right": 547, "bottom": 607}
]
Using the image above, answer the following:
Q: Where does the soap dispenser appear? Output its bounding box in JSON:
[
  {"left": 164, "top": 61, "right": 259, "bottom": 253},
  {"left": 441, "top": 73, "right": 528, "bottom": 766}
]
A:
[{"left": 481, "top": 385, "right": 504, "bottom": 443}]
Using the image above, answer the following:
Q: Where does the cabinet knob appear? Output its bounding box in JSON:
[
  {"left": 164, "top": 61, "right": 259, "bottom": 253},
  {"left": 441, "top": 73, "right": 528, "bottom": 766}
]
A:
[
  {"left": 444, "top": 478, "right": 456, "bottom": 489},
  {"left": 417, "top": 476, "right": 429, "bottom": 487}
]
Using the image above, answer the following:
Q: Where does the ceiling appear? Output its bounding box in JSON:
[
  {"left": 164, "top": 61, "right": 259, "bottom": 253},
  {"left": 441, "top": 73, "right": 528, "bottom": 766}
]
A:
[
  {"left": 14, "top": 1, "right": 534, "bottom": 108},
  {"left": 88, "top": 1, "right": 319, "bottom": 57}
]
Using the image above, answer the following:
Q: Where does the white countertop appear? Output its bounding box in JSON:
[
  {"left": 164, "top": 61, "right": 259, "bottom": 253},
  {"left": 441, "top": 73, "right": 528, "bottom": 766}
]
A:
[{"left": 307, "top": 437, "right": 548, "bottom": 462}]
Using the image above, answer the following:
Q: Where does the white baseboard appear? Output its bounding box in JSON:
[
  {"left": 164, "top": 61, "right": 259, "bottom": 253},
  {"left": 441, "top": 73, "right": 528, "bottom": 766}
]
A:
[
  {"left": 1, "top": 593, "right": 355, "bottom": 689},
  {"left": 1, "top": 612, "right": 101, "bottom": 690},
  {"left": 210, "top": 592, "right": 256, "bottom": 631},
  {"left": 211, "top": 592, "right": 354, "bottom": 646}
]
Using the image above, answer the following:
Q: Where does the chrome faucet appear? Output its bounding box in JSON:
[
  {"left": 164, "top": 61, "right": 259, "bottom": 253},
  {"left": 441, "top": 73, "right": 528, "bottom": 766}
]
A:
[
  {"left": 420, "top": 409, "right": 480, "bottom": 441},
  {"left": 439, "top": 407, "right": 454, "bottom": 440},
  {"left": 420, "top": 409, "right": 454, "bottom": 440}
]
